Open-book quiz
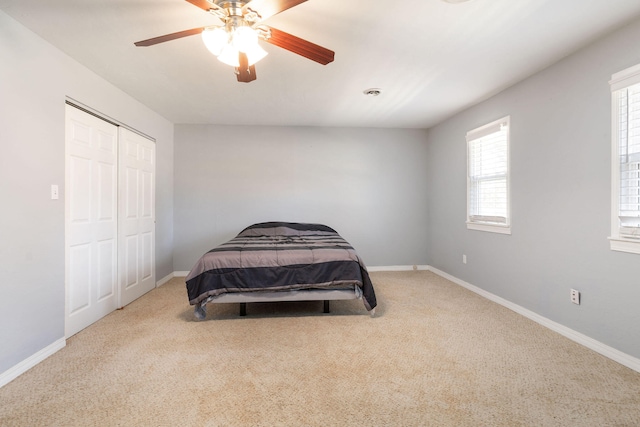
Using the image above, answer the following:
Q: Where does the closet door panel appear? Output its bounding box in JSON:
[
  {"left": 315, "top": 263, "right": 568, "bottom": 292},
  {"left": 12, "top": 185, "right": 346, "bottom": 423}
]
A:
[
  {"left": 118, "top": 128, "right": 156, "bottom": 306},
  {"left": 65, "top": 105, "right": 118, "bottom": 337}
]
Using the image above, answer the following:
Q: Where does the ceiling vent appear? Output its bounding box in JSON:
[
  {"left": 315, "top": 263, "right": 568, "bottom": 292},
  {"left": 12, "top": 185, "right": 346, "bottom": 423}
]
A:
[{"left": 363, "top": 88, "right": 382, "bottom": 97}]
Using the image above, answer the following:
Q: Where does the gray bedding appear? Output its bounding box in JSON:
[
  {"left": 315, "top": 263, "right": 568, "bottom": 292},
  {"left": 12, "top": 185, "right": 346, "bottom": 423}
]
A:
[{"left": 185, "top": 222, "right": 377, "bottom": 315}]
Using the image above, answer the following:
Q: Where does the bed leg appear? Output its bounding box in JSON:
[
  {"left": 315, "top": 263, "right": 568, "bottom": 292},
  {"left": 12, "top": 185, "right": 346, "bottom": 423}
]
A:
[
  {"left": 239, "top": 303, "right": 247, "bottom": 316},
  {"left": 323, "top": 300, "right": 330, "bottom": 313}
]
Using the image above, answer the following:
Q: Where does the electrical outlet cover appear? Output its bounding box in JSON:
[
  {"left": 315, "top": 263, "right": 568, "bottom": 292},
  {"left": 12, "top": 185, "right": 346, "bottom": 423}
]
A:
[{"left": 570, "top": 289, "right": 580, "bottom": 305}]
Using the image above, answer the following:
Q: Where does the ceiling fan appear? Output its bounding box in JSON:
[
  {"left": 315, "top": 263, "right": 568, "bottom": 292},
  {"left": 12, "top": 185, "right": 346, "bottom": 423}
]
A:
[{"left": 134, "top": 0, "right": 335, "bottom": 83}]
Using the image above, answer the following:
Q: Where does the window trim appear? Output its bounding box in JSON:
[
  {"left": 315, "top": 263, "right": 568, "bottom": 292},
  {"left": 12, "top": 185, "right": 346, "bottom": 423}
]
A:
[
  {"left": 610, "top": 64, "right": 640, "bottom": 254},
  {"left": 466, "top": 221, "right": 512, "bottom": 235},
  {"left": 466, "top": 116, "right": 512, "bottom": 235}
]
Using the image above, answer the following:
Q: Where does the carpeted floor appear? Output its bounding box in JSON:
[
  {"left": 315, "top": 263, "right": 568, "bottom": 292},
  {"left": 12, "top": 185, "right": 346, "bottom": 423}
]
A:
[{"left": 1, "top": 271, "right": 639, "bottom": 426}]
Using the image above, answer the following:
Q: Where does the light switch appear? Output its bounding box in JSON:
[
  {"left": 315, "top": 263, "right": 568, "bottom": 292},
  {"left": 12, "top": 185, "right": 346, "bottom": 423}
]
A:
[{"left": 51, "top": 185, "right": 59, "bottom": 200}]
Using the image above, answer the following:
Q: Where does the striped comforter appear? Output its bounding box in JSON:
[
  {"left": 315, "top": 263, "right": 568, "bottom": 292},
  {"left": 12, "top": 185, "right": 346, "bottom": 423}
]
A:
[{"left": 185, "top": 222, "right": 377, "bottom": 312}]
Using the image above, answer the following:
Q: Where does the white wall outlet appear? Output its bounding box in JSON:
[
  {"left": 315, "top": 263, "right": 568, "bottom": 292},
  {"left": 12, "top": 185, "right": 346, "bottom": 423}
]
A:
[
  {"left": 51, "top": 184, "right": 59, "bottom": 200},
  {"left": 462, "top": 254, "right": 467, "bottom": 264},
  {"left": 570, "top": 289, "right": 580, "bottom": 305}
]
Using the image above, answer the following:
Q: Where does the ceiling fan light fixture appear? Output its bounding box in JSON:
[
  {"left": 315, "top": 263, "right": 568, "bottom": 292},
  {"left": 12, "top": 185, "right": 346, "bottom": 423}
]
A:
[
  {"left": 202, "top": 27, "right": 228, "bottom": 56},
  {"left": 217, "top": 44, "right": 240, "bottom": 67},
  {"left": 232, "top": 25, "right": 267, "bottom": 65},
  {"left": 203, "top": 19, "right": 268, "bottom": 67},
  {"left": 233, "top": 26, "right": 258, "bottom": 52},
  {"left": 244, "top": 43, "right": 268, "bottom": 66},
  {"left": 215, "top": 35, "right": 267, "bottom": 67}
]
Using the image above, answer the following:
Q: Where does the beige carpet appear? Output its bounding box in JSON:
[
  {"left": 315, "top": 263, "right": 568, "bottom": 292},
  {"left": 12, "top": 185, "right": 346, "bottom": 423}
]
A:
[{"left": 1, "top": 271, "right": 639, "bottom": 426}]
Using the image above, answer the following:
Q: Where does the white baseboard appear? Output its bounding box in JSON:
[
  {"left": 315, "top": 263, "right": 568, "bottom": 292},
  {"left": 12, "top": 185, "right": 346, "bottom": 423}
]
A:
[
  {"left": 173, "top": 271, "right": 189, "bottom": 277},
  {"left": 156, "top": 272, "right": 176, "bottom": 287},
  {"left": 427, "top": 266, "right": 640, "bottom": 374},
  {"left": 368, "top": 265, "right": 430, "bottom": 272},
  {"left": 0, "top": 338, "right": 66, "bottom": 388}
]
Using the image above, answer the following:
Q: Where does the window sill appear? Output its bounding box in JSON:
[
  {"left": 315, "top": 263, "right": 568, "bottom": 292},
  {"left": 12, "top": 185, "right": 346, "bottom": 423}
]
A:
[
  {"left": 467, "top": 222, "right": 511, "bottom": 235},
  {"left": 609, "top": 237, "right": 640, "bottom": 254}
]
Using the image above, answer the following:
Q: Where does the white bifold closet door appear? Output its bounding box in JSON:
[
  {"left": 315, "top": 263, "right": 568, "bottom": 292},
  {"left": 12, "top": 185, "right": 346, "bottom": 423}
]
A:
[{"left": 65, "top": 105, "right": 155, "bottom": 338}]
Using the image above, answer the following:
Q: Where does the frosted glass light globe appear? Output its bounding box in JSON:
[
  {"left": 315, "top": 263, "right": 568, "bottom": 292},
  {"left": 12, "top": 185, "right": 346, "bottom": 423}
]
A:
[
  {"left": 202, "top": 27, "right": 227, "bottom": 56},
  {"left": 217, "top": 44, "right": 240, "bottom": 67},
  {"left": 233, "top": 26, "right": 258, "bottom": 53}
]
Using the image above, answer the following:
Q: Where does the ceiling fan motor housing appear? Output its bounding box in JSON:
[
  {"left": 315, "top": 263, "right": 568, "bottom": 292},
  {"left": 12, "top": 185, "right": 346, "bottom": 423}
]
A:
[{"left": 215, "top": 1, "right": 250, "bottom": 18}]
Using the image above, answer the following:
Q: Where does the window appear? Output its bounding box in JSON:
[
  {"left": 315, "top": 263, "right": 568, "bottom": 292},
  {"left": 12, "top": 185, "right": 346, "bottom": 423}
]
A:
[
  {"left": 466, "top": 116, "right": 511, "bottom": 234},
  {"left": 610, "top": 64, "right": 640, "bottom": 254}
]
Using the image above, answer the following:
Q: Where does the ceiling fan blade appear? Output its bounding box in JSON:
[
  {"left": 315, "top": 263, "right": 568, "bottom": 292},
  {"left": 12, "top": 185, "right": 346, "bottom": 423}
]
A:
[
  {"left": 262, "top": 26, "right": 334, "bottom": 65},
  {"left": 134, "top": 27, "right": 205, "bottom": 47},
  {"left": 184, "top": 0, "right": 216, "bottom": 12},
  {"left": 243, "top": 0, "right": 307, "bottom": 21},
  {"left": 236, "top": 52, "right": 257, "bottom": 83}
]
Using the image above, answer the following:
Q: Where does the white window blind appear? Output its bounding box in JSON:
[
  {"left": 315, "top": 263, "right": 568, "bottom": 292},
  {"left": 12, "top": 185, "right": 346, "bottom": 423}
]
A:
[
  {"left": 467, "top": 117, "right": 510, "bottom": 230},
  {"left": 617, "top": 84, "right": 640, "bottom": 235}
]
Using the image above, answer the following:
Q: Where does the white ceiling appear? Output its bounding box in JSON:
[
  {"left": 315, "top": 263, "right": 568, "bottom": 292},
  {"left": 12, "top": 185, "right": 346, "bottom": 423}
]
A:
[{"left": 2, "top": 0, "right": 640, "bottom": 128}]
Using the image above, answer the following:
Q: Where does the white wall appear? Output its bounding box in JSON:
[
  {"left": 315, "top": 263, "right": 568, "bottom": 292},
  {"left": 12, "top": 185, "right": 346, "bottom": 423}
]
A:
[
  {"left": 426, "top": 16, "right": 640, "bottom": 359},
  {"left": 174, "top": 125, "right": 429, "bottom": 270},
  {"left": 0, "top": 10, "right": 174, "bottom": 375}
]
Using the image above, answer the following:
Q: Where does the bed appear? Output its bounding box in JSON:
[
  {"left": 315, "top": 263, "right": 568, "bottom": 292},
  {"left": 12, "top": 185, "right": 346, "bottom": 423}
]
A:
[{"left": 185, "top": 222, "right": 377, "bottom": 319}]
